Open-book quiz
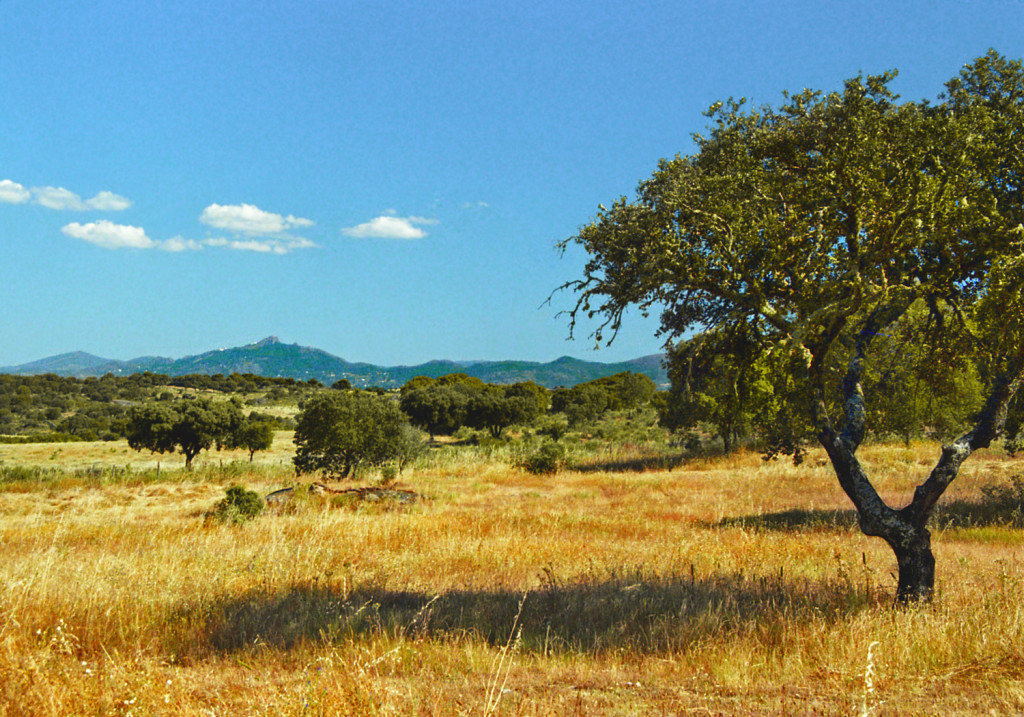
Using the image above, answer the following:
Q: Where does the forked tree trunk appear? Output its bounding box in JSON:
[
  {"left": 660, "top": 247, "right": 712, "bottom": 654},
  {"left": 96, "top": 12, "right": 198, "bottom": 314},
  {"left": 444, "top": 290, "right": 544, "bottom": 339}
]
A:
[
  {"left": 811, "top": 306, "right": 1024, "bottom": 607},
  {"left": 821, "top": 435, "right": 940, "bottom": 605}
]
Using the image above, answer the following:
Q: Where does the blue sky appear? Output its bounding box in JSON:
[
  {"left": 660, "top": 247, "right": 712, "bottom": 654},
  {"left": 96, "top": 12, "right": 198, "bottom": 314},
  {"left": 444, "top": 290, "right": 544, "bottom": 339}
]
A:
[{"left": 2, "top": 1, "right": 1022, "bottom": 368}]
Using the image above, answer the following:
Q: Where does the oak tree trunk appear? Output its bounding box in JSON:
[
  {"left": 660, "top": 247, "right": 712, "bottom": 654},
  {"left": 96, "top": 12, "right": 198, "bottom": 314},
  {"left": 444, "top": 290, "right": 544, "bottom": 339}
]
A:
[{"left": 889, "top": 530, "right": 936, "bottom": 604}]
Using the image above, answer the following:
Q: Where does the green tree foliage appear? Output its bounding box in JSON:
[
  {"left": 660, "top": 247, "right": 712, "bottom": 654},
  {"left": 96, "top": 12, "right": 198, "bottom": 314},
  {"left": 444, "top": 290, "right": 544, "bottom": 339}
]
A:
[
  {"left": 0, "top": 371, "right": 311, "bottom": 440},
  {"left": 400, "top": 376, "right": 550, "bottom": 439},
  {"left": 436, "top": 373, "right": 486, "bottom": 390},
  {"left": 1005, "top": 396, "right": 1024, "bottom": 456},
  {"left": 126, "top": 398, "right": 243, "bottom": 469},
  {"left": 504, "top": 380, "right": 551, "bottom": 415},
  {"left": 394, "top": 423, "right": 427, "bottom": 473},
  {"left": 400, "top": 383, "right": 471, "bottom": 439},
  {"left": 519, "top": 439, "right": 567, "bottom": 474},
  {"left": 400, "top": 375, "right": 436, "bottom": 394},
  {"left": 293, "top": 391, "right": 416, "bottom": 479},
  {"left": 550, "top": 373, "right": 654, "bottom": 428},
  {"left": 465, "top": 383, "right": 547, "bottom": 438},
  {"left": 658, "top": 328, "right": 778, "bottom": 452},
  {"left": 551, "top": 384, "right": 610, "bottom": 427},
  {"left": 588, "top": 371, "right": 656, "bottom": 413},
  {"left": 226, "top": 418, "right": 276, "bottom": 461},
  {"left": 559, "top": 51, "right": 1024, "bottom": 603},
  {"left": 860, "top": 302, "right": 985, "bottom": 445}
]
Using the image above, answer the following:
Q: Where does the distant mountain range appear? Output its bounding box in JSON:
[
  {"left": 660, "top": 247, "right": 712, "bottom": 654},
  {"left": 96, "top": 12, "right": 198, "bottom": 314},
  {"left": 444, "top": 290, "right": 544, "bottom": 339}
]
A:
[{"left": 1, "top": 336, "right": 667, "bottom": 389}]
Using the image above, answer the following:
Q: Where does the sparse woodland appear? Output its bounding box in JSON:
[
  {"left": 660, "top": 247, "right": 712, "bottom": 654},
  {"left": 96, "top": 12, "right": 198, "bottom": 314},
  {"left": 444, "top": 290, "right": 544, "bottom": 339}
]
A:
[{"left": 1, "top": 372, "right": 1023, "bottom": 714}]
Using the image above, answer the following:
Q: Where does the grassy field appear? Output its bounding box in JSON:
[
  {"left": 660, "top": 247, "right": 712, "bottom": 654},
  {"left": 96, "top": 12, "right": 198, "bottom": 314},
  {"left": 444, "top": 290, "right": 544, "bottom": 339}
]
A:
[{"left": 1, "top": 434, "right": 1023, "bottom": 715}]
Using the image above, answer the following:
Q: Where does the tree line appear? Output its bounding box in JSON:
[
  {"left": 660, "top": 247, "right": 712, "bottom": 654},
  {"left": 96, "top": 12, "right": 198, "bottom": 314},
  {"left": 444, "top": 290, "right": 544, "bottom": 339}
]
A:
[
  {"left": 0, "top": 371, "right": 317, "bottom": 440},
  {"left": 112, "top": 370, "right": 658, "bottom": 476}
]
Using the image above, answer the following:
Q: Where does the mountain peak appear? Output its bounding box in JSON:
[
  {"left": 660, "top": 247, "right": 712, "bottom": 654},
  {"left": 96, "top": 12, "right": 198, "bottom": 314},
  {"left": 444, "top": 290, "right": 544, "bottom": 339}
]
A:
[{"left": 251, "top": 336, "right": 281, "bottom": 348}]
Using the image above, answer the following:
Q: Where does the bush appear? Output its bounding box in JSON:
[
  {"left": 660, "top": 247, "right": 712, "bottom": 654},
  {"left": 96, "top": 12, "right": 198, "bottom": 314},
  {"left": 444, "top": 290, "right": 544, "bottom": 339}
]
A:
[
  {"left": 520, "top": 440, "right": 567, "bottom": 474},
  {"left": 978, "top": 474, "right": 1024, "bottom": 526},
  {"left": 379, "top": 464, "right": 399, "bottom": 485},
  {"left": 214, "top": 485, "right": 264, "bottom": 525},
  {"left": 534, "top": 415, "right": 569, "bottom": 441}
]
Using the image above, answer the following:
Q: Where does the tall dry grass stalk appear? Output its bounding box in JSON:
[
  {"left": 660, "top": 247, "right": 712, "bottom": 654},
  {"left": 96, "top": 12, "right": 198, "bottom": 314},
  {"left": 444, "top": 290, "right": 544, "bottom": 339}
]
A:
[
  {"left": 0, "top": 438, "right": 1022, "bottom": 714},
  {"left": 482, "top": 592, "right": 526, "bottom": 717},
  {"left": 859, "top": 640, "right": 882, "bottom": 717}
]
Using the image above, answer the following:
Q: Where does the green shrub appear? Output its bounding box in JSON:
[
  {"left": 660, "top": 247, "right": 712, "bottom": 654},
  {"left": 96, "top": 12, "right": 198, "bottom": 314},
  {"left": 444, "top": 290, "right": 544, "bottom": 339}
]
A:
[
  {"left": 520, "top": 440, "right": 566, "bottom": 474},
  {"left": 534, "top": 415, "right": 569, "bottom": 441},
  {"left": 380, "top": 464, "right": 399, "bottom": 485},
  {"left": 214, "top": 485, "right": 265, "bottom": 525},
  {"left": 0, "top": 432, "right": 86, "bottom": 444}
]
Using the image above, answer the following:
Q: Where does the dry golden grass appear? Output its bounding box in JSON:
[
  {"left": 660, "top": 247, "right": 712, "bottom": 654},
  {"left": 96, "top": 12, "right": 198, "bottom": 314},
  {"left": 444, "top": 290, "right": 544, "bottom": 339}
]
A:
[{"left": 1, "top": 438, "right": 1023, "bottom": 715}]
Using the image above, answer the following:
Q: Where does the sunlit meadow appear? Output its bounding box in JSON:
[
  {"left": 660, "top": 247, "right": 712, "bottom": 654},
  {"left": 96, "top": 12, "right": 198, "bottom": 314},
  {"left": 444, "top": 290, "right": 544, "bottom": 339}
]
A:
[{"left": 1, "top": 429, "right": 1023, "bottom": 715}]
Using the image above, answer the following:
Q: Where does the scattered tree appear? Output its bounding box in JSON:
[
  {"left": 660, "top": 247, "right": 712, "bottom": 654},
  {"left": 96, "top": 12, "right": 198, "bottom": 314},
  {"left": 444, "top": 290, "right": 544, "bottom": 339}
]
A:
[
  {"left": 400, "top": 383, "right": 470, "bottom": 439},
  {"left": 293, "top": 391, "right": 414, "bottom": 479},
  {"left": 213, "top": 485, "right": 264, "bottom": 524},
  {"left": 658, "top": 328, "right": 777, "bottom": 452},
  {"left": 126, "top": 398, "right": 243, "bottom": 469},
  {"left": 226, "top": 418, "right": 276, "bottom": 462},
  {"left": 551, "top": 384, "right": 610, "bottom": 427},
  {"left": 591, "top": 371, "right": 657, "bottom": 413}
]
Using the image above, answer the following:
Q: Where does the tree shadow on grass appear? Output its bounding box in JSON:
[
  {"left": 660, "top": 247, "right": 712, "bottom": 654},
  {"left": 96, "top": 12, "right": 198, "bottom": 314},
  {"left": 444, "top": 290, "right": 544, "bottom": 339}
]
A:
[
  {"left": 716, "top": 508, "right": 860, "bottom": 532},
  {"left": 931, "top": 496, "right": 1024, "bottom": 529},
  {"left": 715, "top": 480, "right": 1024, "bottom": 534},
  {"left": 167, "top": 568, "right": 882, "bottom": 660},
  {"left": 569, "top": 451, "right": 692, "bottom": 474}
]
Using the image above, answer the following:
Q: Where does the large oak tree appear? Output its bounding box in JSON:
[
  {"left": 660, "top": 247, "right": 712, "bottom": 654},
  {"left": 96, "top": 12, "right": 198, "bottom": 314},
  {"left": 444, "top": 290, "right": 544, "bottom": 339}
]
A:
[{"left": 559, "top": 51, "right": 1024, "bottom": 603}]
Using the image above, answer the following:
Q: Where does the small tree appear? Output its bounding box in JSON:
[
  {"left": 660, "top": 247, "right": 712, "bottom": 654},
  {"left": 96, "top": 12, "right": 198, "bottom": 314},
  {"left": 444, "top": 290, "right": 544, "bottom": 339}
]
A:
[
  {"left": 658, "top": 328, "right": 778, "bottom": 453},
  {"left": 464, "top": 385, "right": 545, "bottom": 438},
  {"left": 293, "top": 390, "right": 413, "bottom": 479},
  {"left": 214, "top": 485, "right": 264, "bottom": 524},
  {"left": 227, "top": 418, "right": 276, "bottom": 462}
]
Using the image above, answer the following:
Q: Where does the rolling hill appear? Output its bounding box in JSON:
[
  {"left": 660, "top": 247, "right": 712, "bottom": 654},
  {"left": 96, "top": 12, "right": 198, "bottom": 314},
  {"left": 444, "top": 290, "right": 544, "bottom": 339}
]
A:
[{"left": 1, "top": 337, "right": 667, "bottom": 389}]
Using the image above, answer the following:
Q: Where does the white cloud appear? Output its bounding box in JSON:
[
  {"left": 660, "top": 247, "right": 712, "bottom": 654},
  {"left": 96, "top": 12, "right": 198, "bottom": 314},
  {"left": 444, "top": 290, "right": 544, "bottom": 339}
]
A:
[
  {"left": 35, "top": 186, "right": 90, "bottom": 210},
  {"left": 62, "top": 221, "right": 156, "bottom": 249},
  {"left": 0, "top": 179, "right": 31, "bottom": 204},
  {"left": 27, "top": 185, "right": 133, "bottom": 211},
  {"left": 406, "top": 216, "right": 440, "bottom": 225},
  {"left": 215, "top": 237, "right": 317, "bottom": 254},
  {"left": 161, "top": 236, "right": 204, "bottom": 252},
  {"left": 56, "top": 200, "right": 317, "bottom": 255},
  {"left": 86, "top": 190, "right": 133, "bottom": 211},
  {"left": 169, "top": 235, "right": 316, "bottom": 254},
  {"left": 200, "top": 203, "right": 314, "bottom": 235},
  {"left": 225, "top": 239, "right": 278, "bottom": 253},
  {"left": 341, "top": 215, "right": 437, "bottom": 239},
  {"left": 0, "top": 179, "right": 132, "bottom": 210}
]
